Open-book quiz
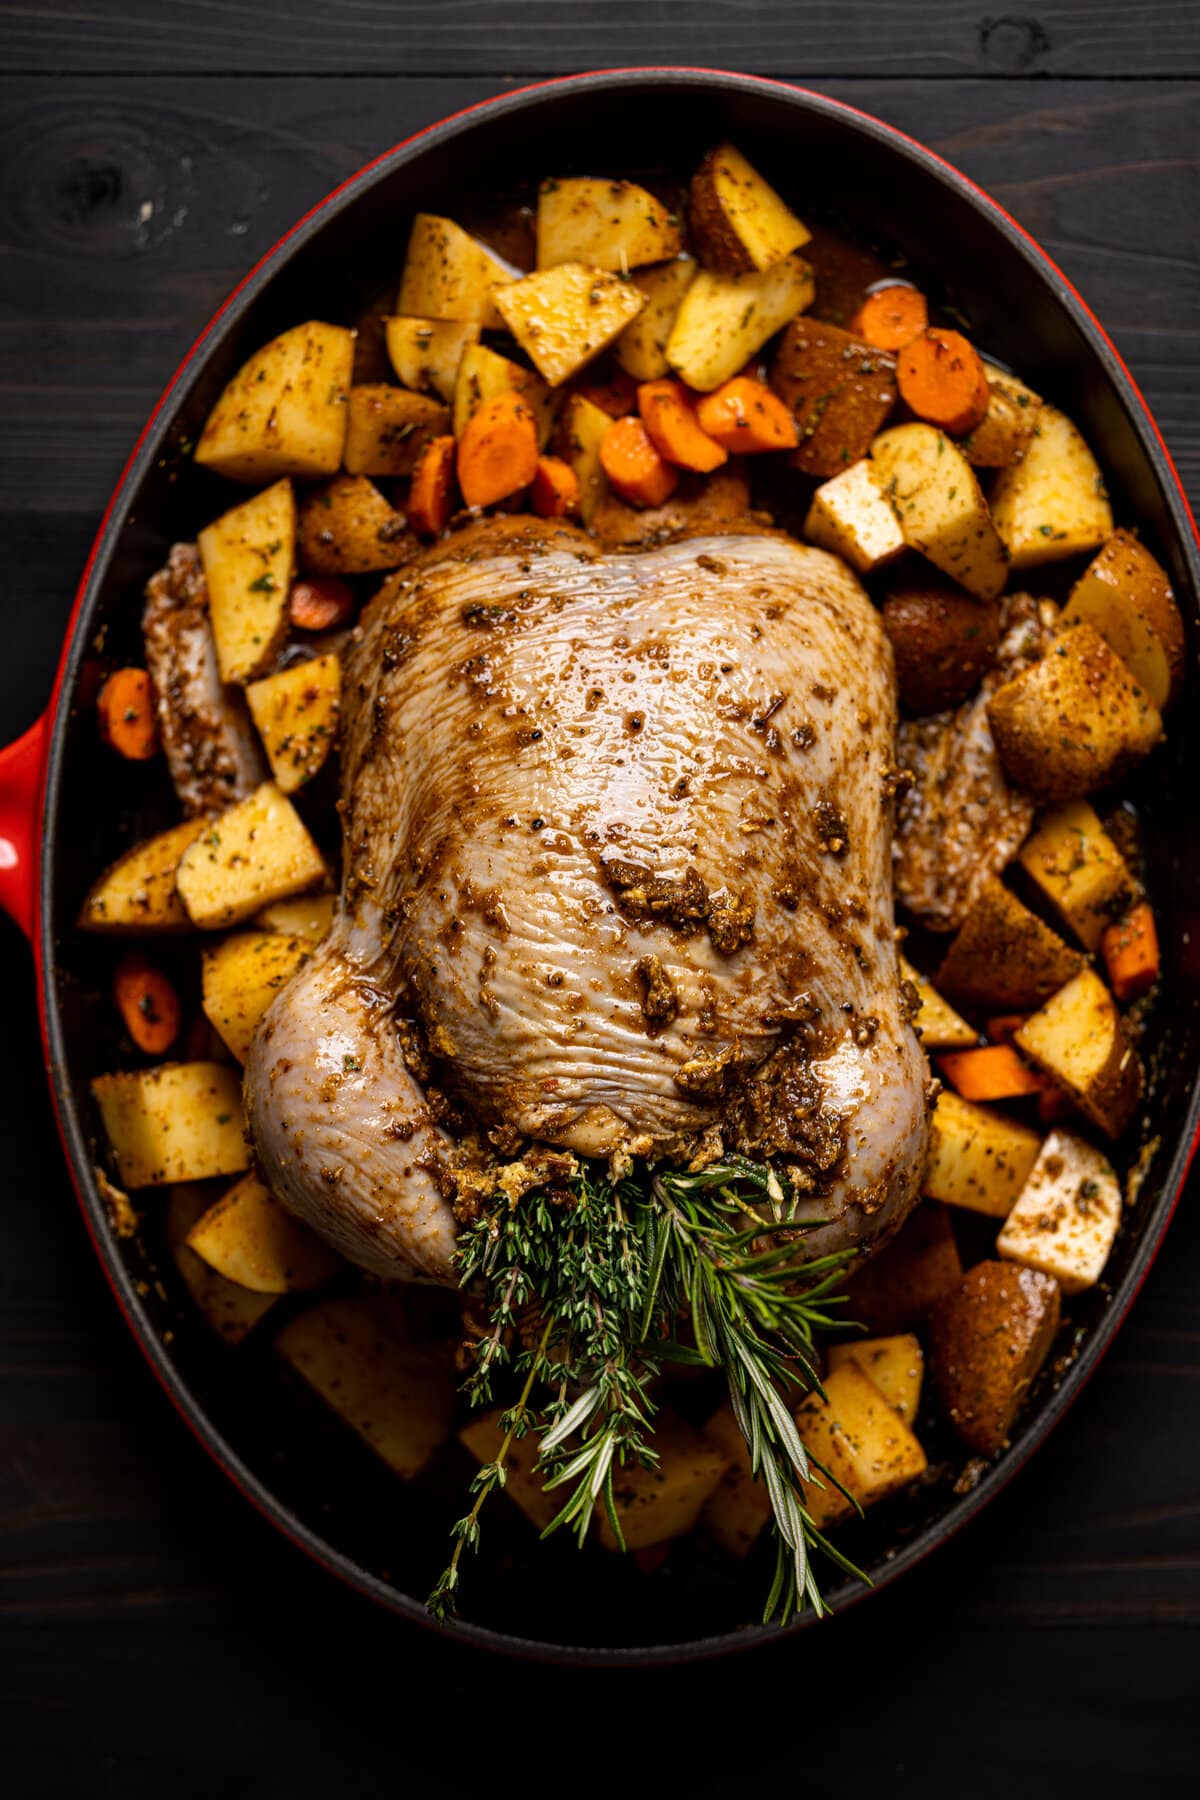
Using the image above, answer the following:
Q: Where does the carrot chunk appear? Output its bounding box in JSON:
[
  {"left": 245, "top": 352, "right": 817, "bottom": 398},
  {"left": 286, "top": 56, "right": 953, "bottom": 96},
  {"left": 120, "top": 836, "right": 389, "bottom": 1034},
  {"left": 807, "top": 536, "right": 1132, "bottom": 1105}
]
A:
[
  {"left": 408, "top": 433, "right": 458, "bottom": 536},
  {"left": 599, "top": 415, "right": 679, "bottom": 508},
  {"left": 113, "top": 952, "right": 182, "bottom": 1055},
  {"left": 938, "top": 1044, "right": 1045, "bottom": 1102},
  {"left": 694, "top": 376, "right": 798, "bottom": 454},
  {"left": 852, "top": 283, "right": 929, "bottom": 352},
  {"left": 896, "top": 328, "right": 990, "bottom": 436},
  {"left": 636, "top": 379, "right": 728, "bottom": 473},
  {"left": 1101, "top": 902, "right": 1159, "bottom": 1003},
  {"left": 576, "top": 368, "right": 640, "bottom": 418},
  {"left": 288, "top": 577, "right": 355, "bottom": 632},
  {"left": 531, "top": 455, "right": 582, "bottom": 519},
  {"left": 97, "top": 668, "right": 159, "bottom": 761},
  {"left": 456, "top": 393, "right": 539, "bottom": 509}
]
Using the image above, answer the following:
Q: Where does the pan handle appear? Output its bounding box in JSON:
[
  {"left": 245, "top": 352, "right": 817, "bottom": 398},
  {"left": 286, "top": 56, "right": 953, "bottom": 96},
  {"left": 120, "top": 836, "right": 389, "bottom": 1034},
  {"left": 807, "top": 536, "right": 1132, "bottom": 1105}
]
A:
[{"left": 0, "top": 713, "right": 48, "bottom": 943}]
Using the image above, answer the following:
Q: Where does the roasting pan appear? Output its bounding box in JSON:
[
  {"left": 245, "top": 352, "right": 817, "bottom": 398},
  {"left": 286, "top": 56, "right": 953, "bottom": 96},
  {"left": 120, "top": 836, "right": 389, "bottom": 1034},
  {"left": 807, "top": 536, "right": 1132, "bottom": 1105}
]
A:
[{"left": 2, "top": 69, "right": 1198, "bottom": 1664}]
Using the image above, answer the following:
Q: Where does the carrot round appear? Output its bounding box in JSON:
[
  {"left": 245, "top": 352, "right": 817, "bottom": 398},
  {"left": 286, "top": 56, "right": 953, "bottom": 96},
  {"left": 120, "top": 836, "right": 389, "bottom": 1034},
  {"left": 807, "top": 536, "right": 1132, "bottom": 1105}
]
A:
[
  {"left": 694, "top": 377, "right": 798, "bottom": 454},
  {"left": 97, "top": 668, "right": 159, "bottom": 761},
  {"left": 599, "top": 415, "right": 679, "bottom": 509},
  {"left": 531, "top": 455, "right": 581, "bottom": 519},
  {"left": 408, "top": 433, "right": 458, "bottom": 536},
  {"left": 113, "top": 952, "right": 181, "bottom": 1055},
  {"left": 288, "top": 576, "right": 355, "bottom": 632},
  {"left": 938, "top": 1044, "right": 1044, "bottom": 1102},
  {"left": 456, "top": 392, "right": 539, "bottom": 509},
  {"left": 577, "top": 368, "right": 640, "bottom": 418},
  {"left": 1101, "top": 902, "right": 1159, "bottom": 1003},
  {"left": 852, "top": 283, "right": 929, "bottom": 352},
  {"left": 897, "top": 328, "right": 990, "bottom": 436},
  {"left": 637, "top": 379, "right": 728, "bottom": 473}
]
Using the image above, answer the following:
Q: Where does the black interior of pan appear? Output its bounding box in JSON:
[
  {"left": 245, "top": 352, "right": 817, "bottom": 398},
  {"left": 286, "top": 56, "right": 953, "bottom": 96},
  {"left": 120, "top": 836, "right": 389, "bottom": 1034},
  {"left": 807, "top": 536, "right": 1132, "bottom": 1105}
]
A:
[{"left": 41, "top": 73, "right": 1200, "bottom": 1658}]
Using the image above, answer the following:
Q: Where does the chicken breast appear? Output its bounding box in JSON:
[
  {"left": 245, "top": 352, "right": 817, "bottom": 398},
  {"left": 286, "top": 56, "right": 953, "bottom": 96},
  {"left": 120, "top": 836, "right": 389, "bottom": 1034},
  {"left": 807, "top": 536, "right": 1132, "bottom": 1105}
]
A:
[{"left": 246, "top": 517, "right": 929, "bottom": 1280}]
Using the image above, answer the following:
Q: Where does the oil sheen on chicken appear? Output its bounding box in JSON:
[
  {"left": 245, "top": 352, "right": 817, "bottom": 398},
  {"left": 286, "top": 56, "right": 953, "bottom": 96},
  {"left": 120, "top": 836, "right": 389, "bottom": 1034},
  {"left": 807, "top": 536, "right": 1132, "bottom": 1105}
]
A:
[{"left": 245, "top": 517, "right": 930, "bottom": 1280}]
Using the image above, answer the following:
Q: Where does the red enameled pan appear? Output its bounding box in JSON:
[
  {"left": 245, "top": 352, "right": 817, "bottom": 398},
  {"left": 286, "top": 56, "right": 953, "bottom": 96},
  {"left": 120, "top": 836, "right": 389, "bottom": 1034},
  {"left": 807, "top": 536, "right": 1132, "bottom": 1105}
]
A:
[{"left": 1, "top": 70, "right": 1198, "bottom": 1664}]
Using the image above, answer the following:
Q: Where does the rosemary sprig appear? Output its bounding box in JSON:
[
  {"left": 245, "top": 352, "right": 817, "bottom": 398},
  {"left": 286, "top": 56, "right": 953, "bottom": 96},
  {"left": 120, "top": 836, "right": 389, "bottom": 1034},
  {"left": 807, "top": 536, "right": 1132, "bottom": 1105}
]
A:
[{"left": 428, "top": 1156, "right": 860, "bottom": 1626}]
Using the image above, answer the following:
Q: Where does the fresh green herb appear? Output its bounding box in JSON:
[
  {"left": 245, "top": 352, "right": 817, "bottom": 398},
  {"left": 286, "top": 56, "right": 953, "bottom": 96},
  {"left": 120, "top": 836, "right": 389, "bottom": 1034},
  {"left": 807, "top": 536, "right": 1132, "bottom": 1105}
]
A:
[{"left": 248, "top": 572, "right": 277, "bottom": 593}]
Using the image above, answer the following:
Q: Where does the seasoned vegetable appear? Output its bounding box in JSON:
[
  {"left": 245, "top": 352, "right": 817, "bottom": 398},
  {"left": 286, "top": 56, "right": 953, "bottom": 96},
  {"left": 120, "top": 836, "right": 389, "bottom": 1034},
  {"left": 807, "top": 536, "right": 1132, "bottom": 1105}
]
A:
[
  {"left": 456, "top": 389, "right": 540, "bottom": 508},
  {"left": 851, "top": 283, "right": 928, "bottom": 352},
  {"left": 113, "top": 952, "right": 181, "bottom": 1055},
  {"left": 92, "top": 1061, "right": 250, "bottom": 1188},
  {"left": 1016, "top": 800, "right": 1132, "bottom": 950},
  {"left": 871, "top": 423, "right": 1008, "bottom": 602},
  {"left": 407, "top": 434, "right": 457, "bottom": 536},
  {"left": 600, "top": 415, "right": 678, "bottom": 508},
  {"left": 693, "top": 376, "right": 798, "bottom": 454},
  {"left": 1101, "top": 901, "right": 1159, "bottom": 1002},
  {"left": 1059, "top": 528, "right": 1185, "bottom": 710},
  {"left": 186, "top": 1170, "right": 342, "bottom": 1294},
  {"left": 1014, "top": 967, "right": 1142, "bottom": 1139},
  {"left": 245, "top": 652, "right": 340, "bottom": 795},
  {"left": 197, "top": 478, "right": 296, "bottom": 685},
  {"left": 827, "top": 1333, "right": 924, "bottom": 1425},
  {"left": 384, "top": 315, "right": 480, "bottom": 402},
  {"left": 896, "top": 328, "right": 990, "bottom": 436},
  {"left": 493, "top": 263, "right": 645, "bottom": 387},
  {"left": 700, "top": 1402, "right": 774, "bottom": 1557},
  {"left": 343, "top": 384, "right": 449, "bottom": 477},
  {"left": 194, "top": 321, "right": 355, "bottom": 484},
  {"left": 844, "top": 1202, "right": 963, "bottom": 1335},
  {"left": 881, "top": 579, "right": 1001, "bottom": 714},
  {"left": 288, "top": 576, "right": 354, "bottom": 632},
  {"left": 771, "top": 317, "right": 896, "bottom": 477},
  {"left": 536, "top": 176, "right": 682, "bottom": 271},
  {"left": 927, "top": 1261, "right": 1061, "bottom": 1457},
  {"left": 989, "top": 404, "right": 1113, "bottom": 567},
  {"left": 452, "top": 342, "right": 553, "bottom": 447},
  {"left": 613, "top": 255, "right": 698, "bottom": 381},
  {"left": 595, "top": 1411, "right": 730, "bottom": 1552},
  {"left": 80, "top": 817, "right": 209, "bottom": 934},
  {"left": 556, "top": 391, "right": 612, "bottom": 525},
  {"left": 803, "top": 459, "right": 906, "bottom": 575},
  {"left": 961, "top": 366, "right": 1042, "bottom": 469},
  {"left": 922, "top": 1089, "right": 1043, "bottom": 1217},
  {"left": 253, "top": 892, "right": 335, "bottom": 943},
  {"left": 796, "top": 1361, "right": 927, "bottom": 1518},
  {"left": 167, "top": 1184, "right": 278, "bottom": 1344},
  {"left": 297, "top": 473, "right": 413, "bottom": 575},
  {"left": 996, "top": 1130, "right": 1122, "bottom": 1293},
  {"left": 97, "top": 668, "right": 159, "bottom": 761},
  {"left": 175, "top": 783, "right": 327, "bottom": 930},
  {"left": 201, "top": 930, "right": 312, "bottom": 1063},
  {"left": 938, "top": 1044, "right": 1044, "bottom": 1103},
  {"left": 899, "top": 956, "right": 977, "bottom": 1051},
  {"left": 637, "top": 379, "right": 728, "bottom": 472},
  {"left": 667, "top": 255, "right": 814, "bottom": 392},
  {"left": 937, "top": 876, "right": 1084, "bottom": 1012},
  {"left": 530, "top": 454, "right": 581, "bottom": 518},
  {"left": 396, "top": 214, "right": 515, "bottom": 329},
  {"left": 688, "top": 142, "right": 810, "bottom": 274}
]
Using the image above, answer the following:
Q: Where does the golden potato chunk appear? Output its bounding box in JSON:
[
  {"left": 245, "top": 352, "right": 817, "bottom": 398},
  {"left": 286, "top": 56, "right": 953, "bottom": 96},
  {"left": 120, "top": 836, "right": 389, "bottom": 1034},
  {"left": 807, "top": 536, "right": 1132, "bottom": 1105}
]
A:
[
  {"left": 595, "top": 1410, "right": 730, "bottom": 1552},
  {"left": 253, "top": 891, "right": 335, "bottom": 942},
  {"left": 343, "top": 384, "right": 449, "bottom": 477},
  {"left": 961, "top": 364, "right": 1042, "bottom": 469},
  {"left": 666, "top": 255, "right": 814, "bottom": 392},
  {"left": 197, "top": 479, "right": 295, "bottom": 686},
  {"left": 186, "top": 1169, "right": 341, "bottom": 1294},
  {"left": 245, "top": 652, "right": 340, "bottom": 795},
  {"left": 989, "top": 404, "right": 1113, "bottom": 567},
  {"left": 459, "top": 1410, "right": 559, "bottom": 1534},
  {"left": 1014, "top": 967, "right": 1142, "bottom": 1139},
  {"left": 92, "top": 1062, "right": 250, "bottom": 1188},
  {"left": 844, "top": 1201, "right": 963, "bottom": 1336},
  {"left": 927, "top": 1260, "right": 1061, "bottom": 1456},
  {"left": 613, "top": 255, "right": 697, "bottom": 381},
  {"left": 167, "top": 1184, "right": 277, "bottom": 1343},
  {"left": 827, "top": 1334, "right": 924, "bottom": 1425},
  {"left": 699, "top": 1402, "right": 773, "bottom": 1558},
  {"left": 297, "top": 473, "right": 413, "bottom": 576},
  {"left": 804, "top": 459, "right": 906, "bottom": 574},
  {"left": 1017, "top": 800, "right": 1132, "bottom": 950},
  {"left": 937, "top": 876, "right": 1084, "bottom": 1013},
  {"left": 796, "top": 1362, "right": 927, "bottom": 1525},
  {"left": 201, "top": 929, "right": 311, "bottom": 1061},
  {"left": 452, "top": 341, "right": 554, "bottom": 447},
  {"left": 396, "top": 213, "right": 516, "bottom": 330},
  {"left": 688, "top": 142, "right": 810, "bottom": 273},
  {"left": 871, "top": 422, "right": 1007, "bottom": 601},
  {"left": 556, "top": 392, "right": 612, "bottom": 525},
  {"left": 493, "top": 263, "right": 645, "bottom": 387},
  {"left": 175, "top": 783, "right": 326, "bottom": 930},
  {"left": 1060, "top": 528, "right": 1185, "bottom": 710},
  {"left": 195, "top": 321, "right": 354, "bottom": 484},
  {"left": 536, "top": 176, "right": 682, "bottom": 272},
  {"left": 79, "top": 817, "right": 209, "bottom": 934},
  {"left": 899, "top": 956, "right": 977, "bottom": 1050},
  {"left": 384, "top": 315, "right": 479, "bottom": 402},
  {"left": 923, "top": 1089, "right": 1043, "bottom": 1218},
  {"left": 997, "top": 1129, "right": 1122, "bottom": 1293}
]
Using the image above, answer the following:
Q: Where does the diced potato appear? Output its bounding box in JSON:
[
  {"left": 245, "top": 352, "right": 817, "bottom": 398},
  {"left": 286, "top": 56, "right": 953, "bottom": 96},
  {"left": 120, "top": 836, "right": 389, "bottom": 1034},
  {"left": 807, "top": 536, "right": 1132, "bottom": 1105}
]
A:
[
  {"left": 961, "top": 365, "right": 1042, "bottom": 469},
  {"left": 796, "top": 1362, "right": 927, "bottom": 1523},
  {"left": 1014, "top": 967, "right": 1142, "bottom": 1139},
  {"left": 194, "top": 321, "right": 355, "bottom": 484},
  {"left": 1060, "top": 528, "right": 1186, "bottom": 710},
  {"left": 276, "top": 1296, "right": 457, "bottom": 1479},
  {"left": 343, "top": 384, "right": 449, "bottom": 477},
  {"left": 997, "top": 1129, "right": 1122, "bottom": 1293},
  {"left": 699, "top": 1402, "right": 773, "bottom": 1558},
  {"left": 176, "top": 783, "right": 326, "bottom": 931},
  {"left": 773, "top": 318, "right": 897, "bottom": 478},
  {"left": 923, "top": 1089, "right": 1043, "bottom": 1218},
  {"left": 595, "top": 1410, "right": 730, "bottom": 1552},
  {"left": 667, "top": 255, "right": 814, "bottom": 393},
  {"left": 827, "top": 1334, "right": 924, "bottom": 1425},
  {"left": 459, "top": 1409, "right": 559, "bottom": 1534},
  {"left": 245, "top": 653, "right": 341, "bottom": 795},
  {"left": 201, "top": 929, "right": 311, "bottom": 1061},
  {"left": 927, "top": 1260, "right": 1061, "bottom": 1456},
  {"left": 899, "top": 956, "right": 977, "bottom": 1050},
  {"left": 803, "top": 459, "right": 906, "bottom": 574},
  {"left": 384, "top": 315, "right": 479, "bottom": 402},
  {"left": 396, "top": 214, "right": 516, "bottom": 330},
  {"left": 613, "top": 255, "right": 698, "bottom": 381},
  {"left": 536, "top": 176, "right": 682, "bottom": 272},
  {"left": 871, "top": 422, "right": 1007, "bottom": 602},
  {"left": 1017, "top": 800, "right": 1132, "bottom": 950},
  {"left": 185, "top": 1169, "right": 341, "bottom": 1294},
  {"left": 688, "top": 141, "right": 810, "bottom": 274},
  {"left": 167, "top": 1183, "right": 277, "bottom": 1344},
  {"left": 557, "top": 392, "right": 611, "bottom": 525},
  {"left": 79, "top": 817, "right": 209, "bottom": 934},
  {"left": 986, "top": 623, "right": 1162, "bottom": 804},
  {"left": 844, "top": 1201, "right": 963, "bottom": 1335},
  {"left": 493, "top": 263, "right": 645, "bottom": 387},
  {"left": 253, "top": 892, "right": 336, "bottom": 942},
  {"left": 92, "top": 1062, "right": 250, "bottom": 1188},
  {"left": 937, "top": 876, "right": 1084, "bottom": 1012},
  {"left": 197, "top": 479, "right": 295, "bottom": 686},
  {"left": 452, "top": 342, "right": 554, "bottom": 447},
  {"left": 989, "top": 404, "right": 1113, "bottom": 567},
  {"left": 297, "top": 473, "right": 413, "bottom": 576}
]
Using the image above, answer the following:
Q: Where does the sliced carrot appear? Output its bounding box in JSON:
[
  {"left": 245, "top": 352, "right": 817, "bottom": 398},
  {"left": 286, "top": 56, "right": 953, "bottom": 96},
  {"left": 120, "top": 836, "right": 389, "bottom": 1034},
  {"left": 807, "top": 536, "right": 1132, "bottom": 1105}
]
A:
[
  {"left": 637, "top": 379, "right": 728, "bottom": 473},
  {"left": 97, "top": 668, "right": 159, "bottom": 761},
  {"left": 530, "top": 455, "right": 582, "bottom": 519},
  {"left": 456, "top": 392, "right": 539, "bottom": 509},
  {"left": 288, "top": 576, "right": 355, "bottom": 632},
  {"left": 599, "top": 415, "right": 679, "bottom": 509},
  {"left": 938, "top": 1044, "right": 1044, "bottom": 1102},
  {"left": 577, "top": 367, "right": 640, "bottom": 418},
  {"left": 852, "top": 283, "right": 929, "bottom": 352},
  {"left": 113, "top": 952, "right": 181, "bottom": 1055},
  {"left": 1101, "top": 901, "right": 1159, "bottom": 1003},
  {"left": 896, "top": 328, "right": 990, "bottom": 436},
  {"left": 694, "top": 376, "right": 799, "bottom": 454},
  {"left": 408, "top": 433, "right": 458, "bottom": 536},
  {"left": 985, "top": 1013, "right": 1029, "bottom": 1047}
]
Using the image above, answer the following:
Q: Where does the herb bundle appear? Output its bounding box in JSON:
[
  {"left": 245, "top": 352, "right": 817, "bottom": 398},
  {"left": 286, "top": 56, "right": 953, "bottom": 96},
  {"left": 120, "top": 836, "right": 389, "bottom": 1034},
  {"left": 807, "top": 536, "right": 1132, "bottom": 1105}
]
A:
[{"left": 428, "top": 1156, "right": 861, "bottom": 1625}]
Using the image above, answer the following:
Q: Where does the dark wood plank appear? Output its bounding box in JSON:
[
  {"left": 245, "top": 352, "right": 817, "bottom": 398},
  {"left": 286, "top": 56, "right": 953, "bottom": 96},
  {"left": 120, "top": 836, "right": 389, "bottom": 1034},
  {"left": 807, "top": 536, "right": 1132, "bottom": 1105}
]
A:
[{"left": 2, "top": 0, "right": 1200, "bottom": 78}]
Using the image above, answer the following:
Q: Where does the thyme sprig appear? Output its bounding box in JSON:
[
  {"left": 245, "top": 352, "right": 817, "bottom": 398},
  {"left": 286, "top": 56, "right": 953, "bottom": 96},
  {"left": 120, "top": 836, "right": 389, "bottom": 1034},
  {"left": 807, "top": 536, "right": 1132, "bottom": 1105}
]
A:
[{"left": 428, "top": 1156, "right": 860, "bottom": 1625}]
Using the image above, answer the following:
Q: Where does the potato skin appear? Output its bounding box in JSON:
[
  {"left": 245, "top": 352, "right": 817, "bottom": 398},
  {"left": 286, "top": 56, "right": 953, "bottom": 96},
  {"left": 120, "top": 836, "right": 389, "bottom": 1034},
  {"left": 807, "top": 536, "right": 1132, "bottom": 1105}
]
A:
[
  {"left": 771, "top": 317, "right": 897, "bottom": 477},
  {"left": 936, "top": 875, "right": 1084, "bottom": 1013},
  {"left": 927, "top": 1260, "right": 1061, "bottom": 1457},
  {"left": 882, "top": 581, "right": 1001, "bottom": 714}
]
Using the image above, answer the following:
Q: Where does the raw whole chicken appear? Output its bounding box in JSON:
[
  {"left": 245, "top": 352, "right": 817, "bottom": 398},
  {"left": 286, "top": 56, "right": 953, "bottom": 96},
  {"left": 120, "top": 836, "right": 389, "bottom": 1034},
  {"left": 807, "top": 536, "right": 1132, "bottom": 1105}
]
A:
[{"left": 245, "top": 516, "right": 930, "bottom": 1281}]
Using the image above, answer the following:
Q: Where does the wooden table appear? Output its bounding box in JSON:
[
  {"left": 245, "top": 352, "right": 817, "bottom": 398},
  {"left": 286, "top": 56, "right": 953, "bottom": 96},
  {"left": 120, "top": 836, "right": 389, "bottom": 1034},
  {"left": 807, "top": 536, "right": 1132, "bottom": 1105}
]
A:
[{"left": 1, "top": 5, "right": 1196, "bottom": 1790}]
